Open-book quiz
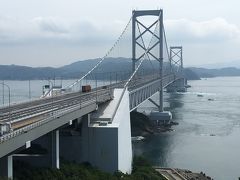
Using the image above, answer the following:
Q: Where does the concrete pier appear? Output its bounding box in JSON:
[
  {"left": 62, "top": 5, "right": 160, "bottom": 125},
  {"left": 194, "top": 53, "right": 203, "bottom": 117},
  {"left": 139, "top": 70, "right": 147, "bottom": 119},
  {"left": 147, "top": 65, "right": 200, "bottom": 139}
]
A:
[
  {"left": 149, "top": 111, "right": 172, "bottom": 124},
  {"left": 87, "top": 89, "right": 133, "bottom": 173},
  {"left": 51, "top": 130, "right": 60, "bottom": 169},
  {"left": 59, "top": 89, "right": 133, "bottom": 173}
]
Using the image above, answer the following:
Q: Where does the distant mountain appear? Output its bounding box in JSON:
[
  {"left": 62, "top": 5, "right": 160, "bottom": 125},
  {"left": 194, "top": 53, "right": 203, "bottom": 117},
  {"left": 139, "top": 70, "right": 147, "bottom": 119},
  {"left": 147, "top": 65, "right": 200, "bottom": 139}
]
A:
[
  {"left": 189, "top": 67, "right": 240, "bottom": 78},
  {"left": 0, "top": 58, "right": 132, "bottom": 80},
  {"left": 198, "top": 60, "right": 240, "bottom": 69},
  {"left": 0, "top": 65, "right": 60, "bottom": 80},
  {"left": 0, "top": 57, "right": 199, "bottom": 80},
  {"left": 59, "top": 57, "right": 133, "bottom": 78},
  {"left": 183, "top": 68, "right": 201, "bottom": 80}
]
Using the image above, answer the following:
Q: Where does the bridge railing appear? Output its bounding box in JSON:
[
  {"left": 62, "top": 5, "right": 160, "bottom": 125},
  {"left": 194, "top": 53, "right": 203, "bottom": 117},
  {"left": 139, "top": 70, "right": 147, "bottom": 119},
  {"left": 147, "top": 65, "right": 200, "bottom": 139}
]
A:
[
  {"left": 0, "top": 101, "right": 93, "bottom": 144},
  {"left": 0, "top": 88, "right": 114, "bottom": 144},
  {"left": 129, "top": 74, "right": 175, "bottom": 111}
]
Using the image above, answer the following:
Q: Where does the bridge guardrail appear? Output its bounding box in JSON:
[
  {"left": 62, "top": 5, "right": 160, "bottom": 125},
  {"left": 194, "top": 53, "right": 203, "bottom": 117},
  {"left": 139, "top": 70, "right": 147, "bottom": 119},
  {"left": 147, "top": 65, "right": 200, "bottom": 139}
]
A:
[
  {"left": 129, "top": 74, "right": 175, "bottom": 111},
  {"left": 0, "top": 91, "right": 113, "bottom": 144},
  {"left": 0, "top": 101, "right": 94, "bottom": 144}
]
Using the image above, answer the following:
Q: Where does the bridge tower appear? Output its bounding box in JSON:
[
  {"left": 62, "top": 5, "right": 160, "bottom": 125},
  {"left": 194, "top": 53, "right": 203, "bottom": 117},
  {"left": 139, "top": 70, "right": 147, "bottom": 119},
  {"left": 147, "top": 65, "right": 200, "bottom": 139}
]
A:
[
  {"left": 170, "top": 46, "right": 183, "bottom": 76},
  {"left": 132, "top": 10, "right": 164, "bottom": 112},
  {"left": 167, "top": 46, "right": 186, "bottom": 92},
  {"left": 132, "top": 10, "right": 172, "bottom": 123}
]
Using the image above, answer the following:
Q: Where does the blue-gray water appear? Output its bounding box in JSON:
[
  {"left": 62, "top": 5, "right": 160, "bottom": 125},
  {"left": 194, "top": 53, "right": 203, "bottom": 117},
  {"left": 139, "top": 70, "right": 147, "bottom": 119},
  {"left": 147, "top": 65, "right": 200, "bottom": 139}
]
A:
[
  {"left": 135, "top": 76, "right": 240, "bottom": 180},
  {"left": 0, "top": 79, "right": 110, "bottom": 107},
  {"left": 1, "top": 77, "right": 240, "bottom": 179}
]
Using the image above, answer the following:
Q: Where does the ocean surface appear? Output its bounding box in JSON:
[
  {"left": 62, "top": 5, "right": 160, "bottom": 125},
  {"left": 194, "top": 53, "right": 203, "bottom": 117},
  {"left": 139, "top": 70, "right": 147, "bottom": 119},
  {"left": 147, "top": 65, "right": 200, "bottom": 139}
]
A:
[
  {"left": 135, "top": 76, "right": 240, "bottom": 180},
  {"left": 1, "top": 77, "right": 240, "bottom": 179}
]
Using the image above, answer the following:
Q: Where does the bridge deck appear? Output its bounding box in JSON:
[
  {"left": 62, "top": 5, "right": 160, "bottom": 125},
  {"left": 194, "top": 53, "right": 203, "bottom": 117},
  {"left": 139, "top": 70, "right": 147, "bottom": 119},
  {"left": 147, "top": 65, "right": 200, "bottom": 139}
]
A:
[{"left": 0, "top": 74, "right": 181, "bottom": 147}]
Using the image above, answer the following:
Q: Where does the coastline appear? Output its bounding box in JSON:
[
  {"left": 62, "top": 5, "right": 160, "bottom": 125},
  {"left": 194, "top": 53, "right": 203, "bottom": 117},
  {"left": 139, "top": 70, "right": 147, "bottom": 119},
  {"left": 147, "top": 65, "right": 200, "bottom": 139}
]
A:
[
  {"left": 130, "top": 111, "right": 176, "bottom": 137},
  {"left": 131, "top": 112, "right": 213, "bottom": 180},
  {"left": 154, "top": 167, "right": 213, "bottom": 180}
]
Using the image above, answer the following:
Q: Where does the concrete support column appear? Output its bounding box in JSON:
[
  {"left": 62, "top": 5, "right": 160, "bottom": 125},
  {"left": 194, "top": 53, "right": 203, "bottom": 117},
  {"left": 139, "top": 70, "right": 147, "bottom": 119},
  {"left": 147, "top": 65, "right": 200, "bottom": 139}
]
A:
[
  {"left": 80, "top": 114, "right": 90, "bottom": 163},
  {"left": 87, "top": 89, "right": 132, "bottom": 173},
  {"left": 51, "top": 130, "right": 60, "bottom": 169},
  {"left": 0, "top": 155, "right": 13, "bottom": 179},
  {"left": 7, "top": 155, "right": 12, "bottom": 179}
]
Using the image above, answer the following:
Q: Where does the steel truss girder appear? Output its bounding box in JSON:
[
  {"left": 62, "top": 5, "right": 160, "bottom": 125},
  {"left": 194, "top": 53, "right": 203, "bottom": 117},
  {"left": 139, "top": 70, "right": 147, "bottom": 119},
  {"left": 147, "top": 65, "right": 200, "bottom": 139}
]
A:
[{"left": 129, "top": 75, "right": 175, "bottom": 111}]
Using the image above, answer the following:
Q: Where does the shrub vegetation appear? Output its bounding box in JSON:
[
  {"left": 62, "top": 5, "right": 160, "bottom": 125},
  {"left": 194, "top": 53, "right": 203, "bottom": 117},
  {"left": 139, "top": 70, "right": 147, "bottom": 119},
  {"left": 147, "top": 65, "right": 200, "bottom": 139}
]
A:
[{"left": 1, "top": 157, "right": 166, "bottom": 180}]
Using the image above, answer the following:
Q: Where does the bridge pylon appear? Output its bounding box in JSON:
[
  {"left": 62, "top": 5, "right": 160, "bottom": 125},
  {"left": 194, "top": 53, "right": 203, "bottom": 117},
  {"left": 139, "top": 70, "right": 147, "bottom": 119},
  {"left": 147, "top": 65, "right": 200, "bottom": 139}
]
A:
[
  {"left": 167, "top": 46, "right": 186, "bottom": 92},
  {"left": 132, "top": 9, "right": 164, "bottom": 110},
  {"left": 131, "top": 10, "right": 172, "bottom": 123},
  {"left": 170, "top": 46, "right": 183, "bottom": 76},
  {"left": 132, "top": 10, "right": 163, "bottom": 72}
]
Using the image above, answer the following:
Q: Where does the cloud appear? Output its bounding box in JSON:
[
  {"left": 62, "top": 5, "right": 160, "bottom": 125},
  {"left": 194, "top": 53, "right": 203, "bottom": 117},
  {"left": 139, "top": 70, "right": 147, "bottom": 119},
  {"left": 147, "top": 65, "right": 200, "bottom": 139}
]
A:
[
  {"left": 1, "top": 15, "right": 240, "bottom": 64},
  {"left": 165, "top": 18, "right": 240, "bottom": 43},
  {"left": 1, "top": 15, "right": 240, "bottom": 46},
  {"left": 0, "top": 15, "right": 119, "bottom": 46},
  {"left": 32, "top": 17, "right": 69, "bottom": 35}
]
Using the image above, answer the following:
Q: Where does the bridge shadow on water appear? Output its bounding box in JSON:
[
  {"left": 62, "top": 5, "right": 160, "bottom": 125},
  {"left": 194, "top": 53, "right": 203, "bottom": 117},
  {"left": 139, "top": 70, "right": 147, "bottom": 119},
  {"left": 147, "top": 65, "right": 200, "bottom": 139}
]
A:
[{"left": 132, "top": 92, "right": 186, "bottom": 167}]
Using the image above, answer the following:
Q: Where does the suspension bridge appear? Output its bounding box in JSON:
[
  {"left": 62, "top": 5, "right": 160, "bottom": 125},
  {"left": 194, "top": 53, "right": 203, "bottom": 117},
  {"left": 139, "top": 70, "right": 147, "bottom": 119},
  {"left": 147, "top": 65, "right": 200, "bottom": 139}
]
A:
[{"left": 0, "top": 10, "right": 186, "bottom": 178}]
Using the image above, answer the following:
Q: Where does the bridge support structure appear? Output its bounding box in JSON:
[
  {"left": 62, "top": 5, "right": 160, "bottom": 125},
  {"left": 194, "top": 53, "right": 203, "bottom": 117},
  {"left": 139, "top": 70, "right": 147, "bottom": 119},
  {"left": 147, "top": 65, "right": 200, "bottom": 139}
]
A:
[
  {"left": 166, "top": 78, "right": 186, "bottom": 93},
  {"left": 0, "top": 155, "right": 12, "bottom": 179},
  {"left": 167, "top": 46, "right": 186, "bottom": 92},
  {"left": 51, "top": 130, "right": 60, "bottom": 169},
  {"left": 170, "top": 46, "right": 183, "bottom": 75},
  {"left": 81, "top": 88, "right": 132, "bottom": 174},
  {"left": 132, "top": 10, "right": 172, "bottom": 122},
  {"left": 132, "top": 10, "right": 163, "bottom": 72},
  {"left": 0, "top": 129, "right": 60, "bottom": 179},
  {"left": 148, "top": 94, "right": 172, "bottom": 124}
]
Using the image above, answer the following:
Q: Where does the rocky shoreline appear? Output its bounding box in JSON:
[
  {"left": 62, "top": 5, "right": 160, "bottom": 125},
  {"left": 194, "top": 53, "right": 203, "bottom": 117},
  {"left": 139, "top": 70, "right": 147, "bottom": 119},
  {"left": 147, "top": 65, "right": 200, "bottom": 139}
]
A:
[
  {"left": 155, "top": 167, "right": 213, "bottom": 180},
  {"left": 130, "top": 111, "right": 178, "bottom": 137},
  {"left": 131, "top": 112, "right": 213, "bottom": 180}
]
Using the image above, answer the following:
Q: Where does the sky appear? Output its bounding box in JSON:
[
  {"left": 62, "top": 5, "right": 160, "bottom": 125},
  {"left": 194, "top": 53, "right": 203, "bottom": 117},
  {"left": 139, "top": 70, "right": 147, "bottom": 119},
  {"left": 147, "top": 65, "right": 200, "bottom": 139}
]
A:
[{"left": 0, "top": 0, "right": 240, "bottom": 67}]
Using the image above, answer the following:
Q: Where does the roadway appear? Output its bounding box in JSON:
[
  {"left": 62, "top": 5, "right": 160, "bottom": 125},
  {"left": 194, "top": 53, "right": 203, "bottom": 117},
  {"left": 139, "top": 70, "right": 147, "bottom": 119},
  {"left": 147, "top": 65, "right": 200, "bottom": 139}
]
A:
[
  {"left": 0, "top": 73, "right": 175, "bottom": 133},
  {"left": 0, "top": 88, "right": 113, "bottom": 130}
]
